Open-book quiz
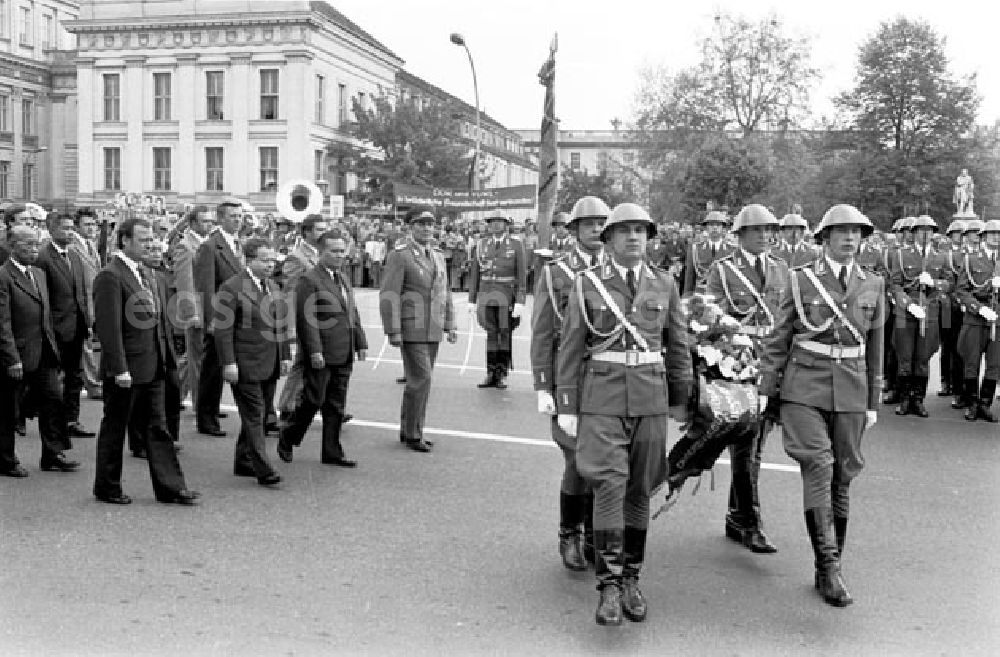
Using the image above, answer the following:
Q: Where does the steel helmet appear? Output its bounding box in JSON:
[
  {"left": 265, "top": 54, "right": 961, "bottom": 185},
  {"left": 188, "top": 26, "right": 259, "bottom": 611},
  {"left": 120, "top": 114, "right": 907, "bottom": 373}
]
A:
[
  {"left": 898, "top": 216, "right": 916, "bottom": 231},
  {"left": 983, "top": 219, "right": 1000, "bottom": 233},
  {"left": 731, "top": 204, "right": 779, "bottom": 232},
  {"left": 780, "top": 213, "right": 809, "bottom": 229},
  {"left": 912, "top": 215, "right": 939, "bottom": 232},
  {"left": 485, "top": 211, "right": 511, "bottom": 224},
  {"left": 551, "top": 211, "right": 570, "bottom": 227},
  {"left": 945, "top": 219, "right": 967, "bottom": 234},
  {"left": 601, "top": 203, "right": 655, "bottom": 241},
  {"left": 963, "top": 219, "right": 986, "bottom": 234},
  {"left": 813, "top": 204, "right": 875, "bottom": 241},
  {"left": 569, "top": 196, "right": 611, "bottom": 226},
  {"left": 891, "top": 218, "right": 903, "bottom": 232},
  {"left": 702, "top": 210, "right": 730, "bottom": 226}
]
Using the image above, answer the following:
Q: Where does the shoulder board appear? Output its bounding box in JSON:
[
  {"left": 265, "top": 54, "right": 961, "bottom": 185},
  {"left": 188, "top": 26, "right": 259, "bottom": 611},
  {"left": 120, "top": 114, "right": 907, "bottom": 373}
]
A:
[
  {"left": 715, "top": 252, "right": 736, "bottom": 262},
  {"left": 791, "top": 262, "right": 813, "bottom": 272},
  {"left": 394, "top": 243, "right": 408, "bottom": 251}
]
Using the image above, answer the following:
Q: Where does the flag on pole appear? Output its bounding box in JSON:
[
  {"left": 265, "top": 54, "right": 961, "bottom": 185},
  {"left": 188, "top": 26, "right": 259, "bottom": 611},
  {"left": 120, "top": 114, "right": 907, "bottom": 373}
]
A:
[{"left": 536, "top": 33, "right": 559, "bottom": 250}]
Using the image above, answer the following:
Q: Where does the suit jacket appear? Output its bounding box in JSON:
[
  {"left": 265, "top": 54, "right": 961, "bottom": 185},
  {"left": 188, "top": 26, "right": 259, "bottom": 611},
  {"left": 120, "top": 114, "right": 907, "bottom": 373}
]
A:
[
  {"left": 169, "top": 230, "right": 206, "bottom": 328},
  {"left": 93, "top": 256, "right": 169, "bottom": 384},
  {"left": 706, "top": 250, "right": 789, "bottom": 331},
  {"left": 152, "top": 268, "right": 179, "bottom": 371},
  {"left": 468, "top": 235, "right": 527, "bottom": 305},
  {"left": 68, "top": 234, "right": 101, "bottom": 316},
  {"left": 35, "top": 242, "right": 91, "bottom": 342},
  {"left": 213, "top": 271, "right": 292, "bottom": 383},
  {"left": 296, "top": 265, "right": 368, "bottom": 366},
  {"left": 379, "top": 237, "right": 456, "bottom": 343},
  {"left": 194, "top": 230, "right": 243, "bottom": 332},
  {"left": 759, "top": 258, "right": 885, "bottom": 411},
  {"left": 0, "top": 260, "right": 60, "bottom": 372},
  {"left": 683, "top": 240, "right": 734, "bottom": 294}
]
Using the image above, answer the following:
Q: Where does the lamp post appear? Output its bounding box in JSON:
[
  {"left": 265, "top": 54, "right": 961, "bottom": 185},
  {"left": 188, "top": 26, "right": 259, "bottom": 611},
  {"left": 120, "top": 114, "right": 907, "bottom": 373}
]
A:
[{"left": 450, "top": 32, "right": 481, "bottom": 191}]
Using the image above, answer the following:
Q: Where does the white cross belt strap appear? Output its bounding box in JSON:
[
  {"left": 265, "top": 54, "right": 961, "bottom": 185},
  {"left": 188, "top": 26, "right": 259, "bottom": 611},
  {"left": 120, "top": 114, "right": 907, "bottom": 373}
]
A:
[
  {"left": 720, "top": 259, "right": 775, "bottom": 330},
  {"left": 544, "top": 260, "right": 575, "bottom": 323},
  {"left": 582, "top": 269, "right": 651, "bottom": 352},
  {"left": 801, "top": 267, "right": 865, "bottom": 346}
]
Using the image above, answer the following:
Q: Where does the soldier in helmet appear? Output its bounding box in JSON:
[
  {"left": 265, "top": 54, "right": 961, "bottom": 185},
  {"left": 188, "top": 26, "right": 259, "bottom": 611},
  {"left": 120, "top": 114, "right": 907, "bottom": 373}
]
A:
[
  {"left": 556, "top": 202, "right": 691, "bottom": 626},
  {"left": 773, "top": 211, "right": 817, "bottom": 269},
  {"left": 880, "top": 217, "right": 915, "bottom": 406},
  {"left": 468, "top": 213, "right": 527, "bottom": 389},
  {"left": 705, "top": 204, "right": 788, "bottom": 554},
  {"left": 759, "top": 204, "right": 885, "bottom": 608},
  {"left": 954, "top": 219, "right": 1000, "bottom": 422},
  {"left": 938, "top": 218, "right": 968, "bottom": 398},
  {"left": 531, "top": 195, "right": 610, "bottom": 572},
  {"left": 887, "top": 215, "right": 953, "bottom": 416},
  {"left": 683, "top": 210, "right": 733, "bottom": 295},
  {"left": 550, "top": 212, "right": 575, "bottom": 256}
]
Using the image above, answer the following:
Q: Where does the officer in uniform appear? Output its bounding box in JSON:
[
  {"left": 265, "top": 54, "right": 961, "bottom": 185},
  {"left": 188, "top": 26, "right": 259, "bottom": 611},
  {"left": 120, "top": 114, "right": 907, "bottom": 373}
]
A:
[
  {"left": 938, "top": 218, "right": 967, "bottom": 398},
  {"left": 531, "top": 196, "right": 610, "bottom": 572},
  {"left": 705, "top": 204, "right": 788, "bottom": 554},
  {"left": 888, "top": 215, "right": 953, "bottom": 417},
  {"left": 549, "top": 212, "right": 575, "bottom": 256},
  {"left": 881, "top": 217, "right": 914, "bottom": 405},
  {"left": 773, "top": 211, "right": 817, "bottom": 269},
  {"left": 555, "top": 203, "right": 691, "bottom": 626},
  {"left": 952, "top": 220, "right": 986, "bottom": 410},
  {"left": 759, "top": 204, "right": 884, "bottom": 608},
  {"left": 683, "top": 210, "right": 734, "bottom": 294},
  {"left": 954, "top": 219, "right": 1000, "bottom": 422},
  {"left": 468, "top": 213, "right": 527, "bottom": 389}
]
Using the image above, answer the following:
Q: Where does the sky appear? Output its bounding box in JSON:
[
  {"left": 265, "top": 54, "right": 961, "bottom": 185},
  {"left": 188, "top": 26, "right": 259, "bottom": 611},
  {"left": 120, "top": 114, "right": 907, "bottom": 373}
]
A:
[{"left": 325, "top": 0, "right": 1000, "bottom": 132}]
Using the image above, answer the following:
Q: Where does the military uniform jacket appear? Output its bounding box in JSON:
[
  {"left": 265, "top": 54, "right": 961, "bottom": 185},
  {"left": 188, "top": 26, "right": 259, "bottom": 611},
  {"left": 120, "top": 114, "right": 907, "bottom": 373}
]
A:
[
  {"left": 772, "top": 241, "right": 818, "bottom": 270},
  {"left": 759, "top": 259, "right": 885, "bottom": 412},
  {"left": 379, "top": 237, "right": 456, "bottom": 343},
  {"left": 888, "top": 244, "right": 953, "bottom": 321},
  {"left": 530, "top": 248, "right": 604, "bottom": 392},
  {"left": 855, "top": 242, "right": 884, "bottom": 276},
  {"left": 940, "top": 244, "right": 966, "bottom": 318},
  {"left": 555, "top": 261, "right": 691, "bottom": 417},
  {"left": 550, "top": 235, "right": 576, "bottom": 257},
  {"left": 705, "top": 250, "right": 789, "bottom": 335},
  {"left": 468, "top": 235, "right": 527, "bottom": 306},
  {"left": 683, "top": 240, "right": 734, "bottom": 294},
  {"left": 955, "top": 248, "right": 999, "bottom": 327}
]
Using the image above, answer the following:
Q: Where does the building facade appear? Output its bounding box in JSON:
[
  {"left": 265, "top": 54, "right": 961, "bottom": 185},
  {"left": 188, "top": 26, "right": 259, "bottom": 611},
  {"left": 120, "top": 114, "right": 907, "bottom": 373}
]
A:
[{"left": 66, "top": 0, "right": 402, "bottom": 210}]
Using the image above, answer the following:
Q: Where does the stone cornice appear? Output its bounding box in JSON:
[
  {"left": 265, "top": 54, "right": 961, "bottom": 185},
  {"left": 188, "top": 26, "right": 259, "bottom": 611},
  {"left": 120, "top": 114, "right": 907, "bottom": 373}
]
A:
[{"left": 64, "top": 14, "right": 311, "bottom": 34}]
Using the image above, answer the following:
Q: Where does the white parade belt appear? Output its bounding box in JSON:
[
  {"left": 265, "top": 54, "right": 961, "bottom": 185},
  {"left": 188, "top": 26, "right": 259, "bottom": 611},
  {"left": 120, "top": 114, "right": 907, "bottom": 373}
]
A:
[
  {"left": 590, "top": 351, "right": 662, "bottom": 366},
  {"left": 739, "top": 326, "right": 771, "bottom": 337},
  {"left": 797, "top": 340, "right": 864, "bottom": 360}
]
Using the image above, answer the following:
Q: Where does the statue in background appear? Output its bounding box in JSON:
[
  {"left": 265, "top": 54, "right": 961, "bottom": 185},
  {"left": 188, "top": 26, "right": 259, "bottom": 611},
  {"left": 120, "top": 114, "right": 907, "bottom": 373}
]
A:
[{"left": 954, "top": 168, "right": 975, "bottom": 215}]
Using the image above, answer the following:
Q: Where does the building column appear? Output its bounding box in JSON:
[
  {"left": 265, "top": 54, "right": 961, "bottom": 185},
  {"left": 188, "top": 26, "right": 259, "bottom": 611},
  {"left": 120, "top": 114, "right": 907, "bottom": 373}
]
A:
[
  {"left": 176, "top": 54, "right": 196, "bottom": 202},
  {"left": 123, "top": 55, "right": 146, "bottom": 193},
  {"left": 11, "top": 88, "right": 23, "bottom": 200},
  {"left": 230, "top": 54, "right": 250, "bottom": 196},
  {"left": 76, "top": 58, "right": 95, "bottom": 203},
  {"left": 284, "top": 50, "right": 312, "bottom": 182}
]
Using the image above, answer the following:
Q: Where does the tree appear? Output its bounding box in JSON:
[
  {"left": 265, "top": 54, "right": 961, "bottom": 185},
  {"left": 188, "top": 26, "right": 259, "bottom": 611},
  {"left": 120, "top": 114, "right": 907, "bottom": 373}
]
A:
[
  {"left": 557, "top": 166, "right": 634, "bottom": 213},
  {"left": 681, "top": 136, "right": 771, "bottom": 213}
]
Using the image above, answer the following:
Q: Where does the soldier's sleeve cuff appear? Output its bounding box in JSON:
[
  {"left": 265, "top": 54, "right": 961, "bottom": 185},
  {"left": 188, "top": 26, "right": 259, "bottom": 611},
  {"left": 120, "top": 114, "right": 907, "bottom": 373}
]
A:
[
  {"left": 556, "top": 386, "right": 578, "bottom": 414},
  {"left": 533, "top": 368, "right": 554, "bottom": 392},
  {"left": 668, "top": 382, "right": 691, "bottom": 407}
]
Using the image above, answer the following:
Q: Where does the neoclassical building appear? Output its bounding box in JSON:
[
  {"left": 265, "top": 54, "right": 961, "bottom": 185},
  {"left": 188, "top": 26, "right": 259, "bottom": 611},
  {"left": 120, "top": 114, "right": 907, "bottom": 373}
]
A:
[{"left": 65, "top": 0, "right": 402, "bottom": 209}]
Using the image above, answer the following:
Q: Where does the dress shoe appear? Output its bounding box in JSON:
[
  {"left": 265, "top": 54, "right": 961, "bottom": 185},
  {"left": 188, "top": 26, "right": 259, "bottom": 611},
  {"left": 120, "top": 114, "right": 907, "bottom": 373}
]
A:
[
  {"left": 405, "top": 439, "right": 433, "bottom": 453},
  {"left": 66, "top": 422, "right": 96, "bottom": 438},
  {"left": 322, "top": 457, "right": 357, "bottom": 468},
  {"left": 965, "top": 405, "right": 978, "bottom": 422},
  {"left": 620, "top": 577, "right": 648, "bottom": 622},
  {"left": 399, "top": 435, "right": 433, "bottom": 447},
  {"left": 257, "top": 473, "right": 282, "bottom": 486},
  {"left": 742, "top": 528, "right": 778, "bottom": 554},
  {"left": 396, "top": 377, "right": 407, "bottom": 384},
  {"left": 40, "top": 454, "right": 80, "bottom": 472},
  {"left": 14, "top": 420, "right": 25, "bottom": 436},
  {"left": 1, "top": 465, "right": 29, "bottom": 478},
  {"left": 477, "top": 373, "right": 496, "bottom": 388},
  {"left": 158, "top": 489, "right": 201, "bottom": 505},
  {"left": 216, "top": 412, "right": 228, "bottom": 419},
  {"left": 494, "top": 376, "right": 508, "bottom": 390},
  {"left": 234, "top": 465, "right": 256, "bottom": 477},
  {"left": 276, "top": 439, "right": 293, "bottom": 463},
  {"left": 937, "top": 384, "right": 953, "bottom": 397},
  {"left": 976, "top": 404, "right": 998, "bottom": 423},
  {"left": 595, "top": 584, "right": 623, "bottom": 626},
  {"left": 910, "top": 399, "right": 929, "bottom": 418},
  {"left": 96, "top": 493, "right": 132, "bottom": 505},
  {"left": 558, "top": 532, "right": 587, "bottom": 571},
  {"left": 952, "top": 396, "right": 971, "bottom": 409},
  {"left": 197, "top": 426, "right": 227, "bottom": 437},
  {"left": 341, "top": 413, "right": 353, "bottom": 424},
  {"left": 131, "top": 448, "right": 147, "bottom": 459},
  {"left": 264, "top": 422, "right": 280, "bottom": 435}
]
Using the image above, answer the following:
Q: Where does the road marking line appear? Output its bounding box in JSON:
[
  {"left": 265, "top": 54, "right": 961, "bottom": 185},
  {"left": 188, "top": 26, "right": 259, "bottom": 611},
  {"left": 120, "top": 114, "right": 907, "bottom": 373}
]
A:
[
  {"left": 217, "top": 404, "right": 798, "bottom": 473},
  {"left": 371, "top": 336, "right": 389, "bottom": 370},
  {"left": 368, "top": 358, "right": 528, "bottom": 374}
]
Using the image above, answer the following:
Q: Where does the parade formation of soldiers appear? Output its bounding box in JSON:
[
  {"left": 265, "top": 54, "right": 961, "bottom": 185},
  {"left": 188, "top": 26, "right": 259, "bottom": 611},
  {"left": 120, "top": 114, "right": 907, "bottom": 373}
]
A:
[{"left": 1, "top": 190, "right": 999, "bottom": 627}]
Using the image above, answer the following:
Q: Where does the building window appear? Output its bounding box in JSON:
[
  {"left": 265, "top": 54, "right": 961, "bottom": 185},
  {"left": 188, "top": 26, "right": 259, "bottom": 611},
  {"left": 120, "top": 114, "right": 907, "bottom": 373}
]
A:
[
  {"left": 21, "top": 99, "right": 33, "bottom": 136},
  {"left": 355, "top": 91, "right": 366, "bottom": 118},
  {"left": 337, "top": 83, "right": 347, "bottom": 124},
  {"left": 260, "top": 69, "right": 278, "bottom": 120},
  {"left": 18, "top": 5, "right": 29, "bottom": 45},
  {"left": 22, "top": 163, "right": 33, "bottom": 198},
  {"left": 153, "top": 147, "right": 171, "bottom": 191},
  {"left": 104, "top": 148, "right": 121, "bottom": 191},
  {"left": 314, "top": 150, "right": 323, "bottom": 182},
  {"left": 0, "top": 161, "right": 8, "bottom": 198},
  {"left": 206, "top": 147, "right": 224, "bottom": 191},
  {"left": 0, "top": 2, "right": 8, "bottom": 39},
  {"left": 153, "top": 72, "right": 171, "bottom": 121},
  {"left": 597, "top": 151, "right": 608, "bottom": 172},
  {"left": 206, "top": 71, "right": 224, "bottom": 120},
  {"left": 0, "top": 95, "right": 8, "bottom": 132},
  {"left": 259, "top": 147, "right": 278, "bottom": 191},
  {"left": 570, "top": 152, "right": 581, "bottom": 170},
  {"left": 315, "top": 74, "right": 325, "bottom": 124},
  {"left": 42, "top": 14, "right": 53, "bottom": 49},
  {"left": 103, "top": 74, "right": 120, "bottom": 121}
]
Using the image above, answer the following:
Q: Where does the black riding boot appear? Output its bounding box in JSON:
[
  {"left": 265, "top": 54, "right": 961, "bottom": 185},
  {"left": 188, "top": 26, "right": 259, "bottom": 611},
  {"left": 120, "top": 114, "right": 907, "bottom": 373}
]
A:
[
  {"left": 593, "top": 529, "right": 624, "bottom": 626},
  {"left": 805, "top": 508, "right": 853, "bottom": 607},
  {"left": 495, "top": 350, "right": 509, "bottom": 389},
  {"left": 955, "top": 378, "right": 977, "bottom": 410},
  {"left": 894, "top": 376, "right": 912, "bottom": 415},
  {"left": 834, "top": 515, "right": 848, "bottom": 557},
  {"left": 478, "top": 352, "right": 497, "bottom": 388},
  {"left": 582, "top": 489, "right": 595, "bottom": 563},
  {"left": 977, "top": 379, "right": 998, "bottom": 423},
  {"left": 558, "top": 493, "right": 587, "bottom": 571},
  {"left": 965, "top": 378, "right": 982, "bottom": 420},
  {"left": 910, "top": 376, "right": 929, "bottom": 417},
  {"left": 621, "top": 527, "right": 648, "bottom": 622}
]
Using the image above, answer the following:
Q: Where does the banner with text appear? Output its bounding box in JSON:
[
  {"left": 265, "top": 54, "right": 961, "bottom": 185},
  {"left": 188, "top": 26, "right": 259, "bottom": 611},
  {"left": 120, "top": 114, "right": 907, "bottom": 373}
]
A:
[{"left": 394, "top": 183, "right": 537, "bottom": 212}]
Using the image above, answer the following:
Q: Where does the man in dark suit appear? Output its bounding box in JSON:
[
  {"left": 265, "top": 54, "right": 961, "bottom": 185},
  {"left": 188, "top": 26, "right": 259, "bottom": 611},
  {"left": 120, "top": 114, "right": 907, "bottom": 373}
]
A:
[
  {"left": 0, "top": 226, "right": 78, "bottom": 477},
  {"left": 92, "top": 218, "right": 199, "bottom": 505},
  {"left": 214, "top": 238, "right": 291, "bottom": 486},
  {"left": 35, "top": 211, "right": 96, "bottom": 438},
  {"left": 193, "top": 198, "right": 244, "bottom": 436},
  {"left": 70, "top": 209, "right": 104, "bottom": 401},
  {"left": 379, "top": 206, "right": 458, "bottom": 453},
  {"left": 278, "top": 231, "right": 367, "bottom": 466}
]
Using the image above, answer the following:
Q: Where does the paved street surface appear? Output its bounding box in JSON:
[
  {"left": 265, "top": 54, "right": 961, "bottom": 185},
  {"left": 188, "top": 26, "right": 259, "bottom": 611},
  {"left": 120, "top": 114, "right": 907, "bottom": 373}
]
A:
[{"left": 2, "top": 290, "right": 999, "bottom": 656}]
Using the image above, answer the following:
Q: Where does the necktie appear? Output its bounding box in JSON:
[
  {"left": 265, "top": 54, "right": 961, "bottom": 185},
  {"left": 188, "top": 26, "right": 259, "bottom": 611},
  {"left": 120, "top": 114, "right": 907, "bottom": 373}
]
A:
[
  {"left": 24, "top": 267, "right": 38, "bottom": 294},
  {"left": 626, "top": 269, "right": 637, "bottom": 297},
  {"left": 754, "top": 257, "right": 765, "bottom": 286},
  {"left": 711, "top": 244, "right": 717, "bottom": 259},
  {"left": 838, "top": 266, "right": 848, "bottom": 292}
]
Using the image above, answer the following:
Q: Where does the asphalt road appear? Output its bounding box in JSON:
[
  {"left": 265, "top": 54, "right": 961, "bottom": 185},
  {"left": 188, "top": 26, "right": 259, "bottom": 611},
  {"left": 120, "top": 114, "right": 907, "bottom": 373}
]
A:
[{"left": 2, "top": 290, "right": 999, "bottom": 656}]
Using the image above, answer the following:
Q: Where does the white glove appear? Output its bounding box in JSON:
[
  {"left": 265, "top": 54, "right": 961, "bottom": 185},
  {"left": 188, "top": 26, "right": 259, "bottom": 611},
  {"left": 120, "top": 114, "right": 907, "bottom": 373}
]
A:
[
  {"left": 865, "top": 410, "right": 878, "bottom": 430},
  {"left": 979, "top": 306, "right": 999, "bottom": 322},
  {"left": 758, "top": 395, "right": 769, "bottom": 414},
  {"left": 907, "top": 304, "right": 926, "bottom": 320},
  {"left": 557, "top": 414, "right": 578, "bottom": 437},
  {"left": 467, "top": 302, "right": 476, "bottom": 314},
  {"left": 992, "top": 276, "right": 1000, "bottom": 289},
  {"left": 917, "top": 272, "right": 934, "bottom": 287},
  {"left": 511, "top": 303, "right": 525, "bottom": 318},
  {"left": 537, "top": 391, "right": 556, "bottom": 414}
]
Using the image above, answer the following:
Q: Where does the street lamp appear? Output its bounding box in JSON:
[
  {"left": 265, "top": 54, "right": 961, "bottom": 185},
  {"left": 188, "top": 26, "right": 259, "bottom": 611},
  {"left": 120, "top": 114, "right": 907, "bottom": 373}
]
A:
[{"left": 450, "top": 32, "right": 481, "bottom": 191}]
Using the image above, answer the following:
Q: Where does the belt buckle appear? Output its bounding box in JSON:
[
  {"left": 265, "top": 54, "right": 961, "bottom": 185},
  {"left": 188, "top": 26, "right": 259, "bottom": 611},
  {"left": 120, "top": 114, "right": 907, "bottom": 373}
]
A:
[
  {"left": 830, "top": 344, "right": 844, "bottom": 361},
  {"left": 625, "top": 349, "right": 639, "bottom": 367}
]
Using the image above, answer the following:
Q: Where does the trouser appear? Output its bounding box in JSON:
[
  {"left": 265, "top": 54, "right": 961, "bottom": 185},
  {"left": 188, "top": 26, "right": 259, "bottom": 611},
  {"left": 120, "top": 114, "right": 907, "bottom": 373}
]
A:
[
  {"left": 182, "top": 325, "right": 205, "bottom": 409},
  {"left": 780, "top": 402, "right": 865, "bottom": 517},
  {"left": 477, "top": 295, "right": 515, "bottom": 375},
  {"left": 81, "top": 336, "right": 102, "bottom": 396},
  {"left": 93, "top": 377, "right": 187, "bottom": 500},
  {"left": 196, "top": 335, "right": 225, "bottom": 431},
  {"left": 883, "top": 309, "right": 897, "bottom": 390},
  {"left": 282, "top": 362, "right": 352, "bottom": 461},
  {"left": 959, "top": 322, "right": 1000, "bottom": 381},
  {"left": 399, "top": 341, "right": 439, "bottom": 443},
  {"left": 551, "top": 415, "right": 588, "bottom": 495},
  {"left": 944, "top": 308, "right": 965, "bottom": 391},
  {"left": 893, "top": 317, "right": 940, "bottom": 378},
  {"left": 231, "top": 379, "right": 278, "bottom": 479},
  {"left": 726, "top": 423, "right": 766, "bottom": 531},
  {"left": 57, "top": 334, "right": 86, "bottom": 426},
  {"left": 129, "top": 367, "right": 181, "bottom": 450},
  {"left": 277, "top": 353, "right": 306, "bottom": 419},
  {"left": 0, "top": 365, "right": 67, "bottom": 471},
  {"left": 369, "top": 262, "right": 382, "bottom": 288}
]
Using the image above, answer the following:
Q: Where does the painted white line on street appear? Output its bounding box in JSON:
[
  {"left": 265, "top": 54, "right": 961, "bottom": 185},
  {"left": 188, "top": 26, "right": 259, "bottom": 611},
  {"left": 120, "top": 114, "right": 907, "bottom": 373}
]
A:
[
  {"left": 360, "top": 324, "right": 531, "bottom": 341},
  {"left": 216, "top": 404, "right": 799, "bottom": 473},
  {"left": 369, "top": 357, "right": 529, "bottom": 375},
  {"left": 371, "top": 336, "right": 389, "bottom": 370}
]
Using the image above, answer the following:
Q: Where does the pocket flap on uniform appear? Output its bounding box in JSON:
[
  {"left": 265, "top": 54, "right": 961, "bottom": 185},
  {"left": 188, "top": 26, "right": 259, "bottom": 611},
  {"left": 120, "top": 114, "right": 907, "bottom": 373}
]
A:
[
  {"left": 588, "top": 360, "right": 614, "bottom": 376},
  {"left": 791, "top": 351, "right": 817, "bottom": 367}
]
